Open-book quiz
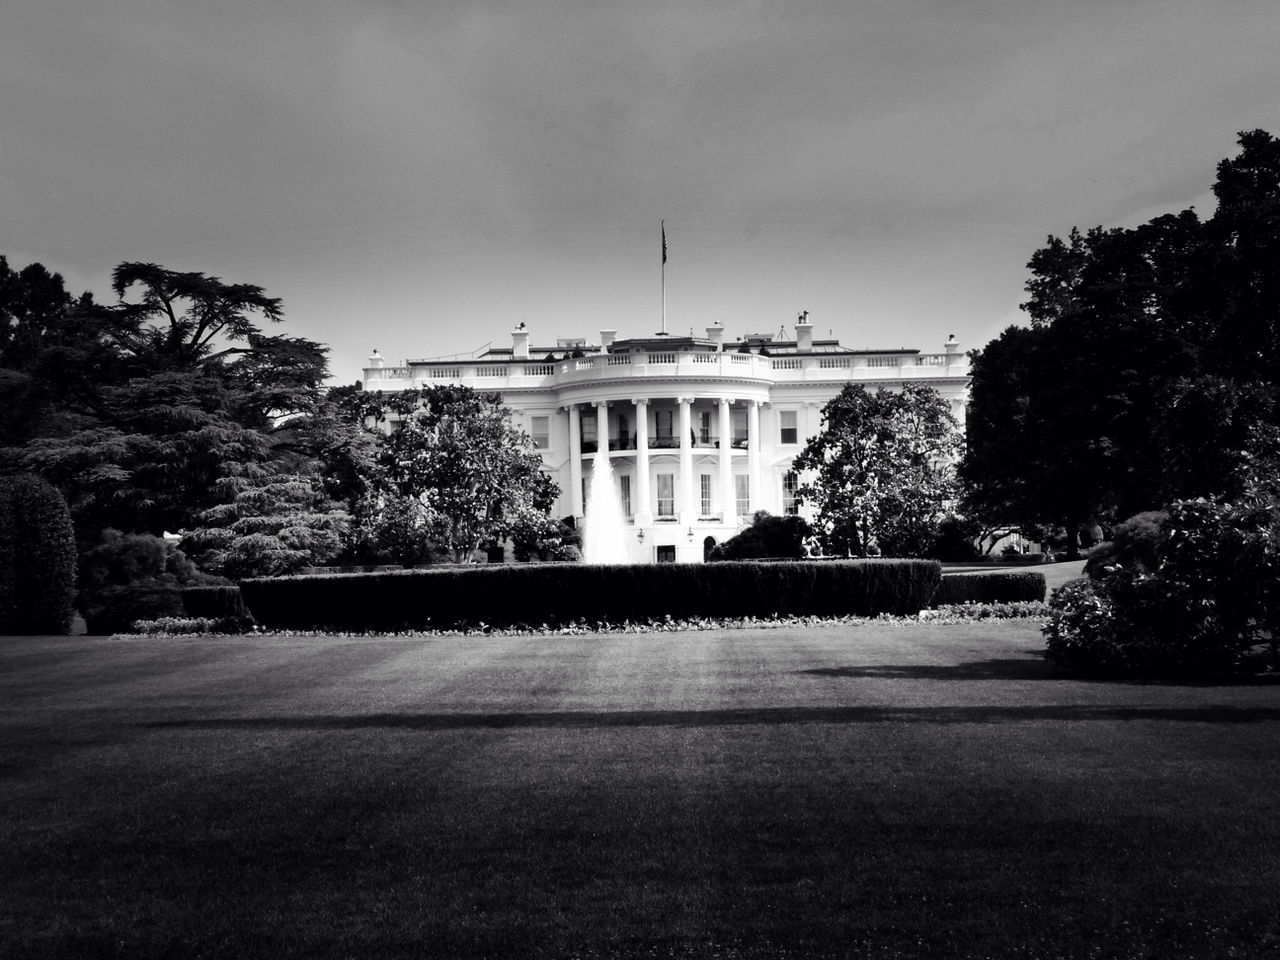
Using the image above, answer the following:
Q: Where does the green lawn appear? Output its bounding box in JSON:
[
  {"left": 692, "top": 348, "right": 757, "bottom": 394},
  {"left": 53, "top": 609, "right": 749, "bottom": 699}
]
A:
[{"left": 3, "top": 624, "right": 1279, "bottom": 959}]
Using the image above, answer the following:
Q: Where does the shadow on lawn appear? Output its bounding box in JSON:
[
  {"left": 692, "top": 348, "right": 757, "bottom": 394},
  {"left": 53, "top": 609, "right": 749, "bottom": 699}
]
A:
[
  {"left": 802, "top": 656, "right": 1280, "bottom": 686},
  {"left": 146, "top": 704, "right": 1280, "bottom": 731}
]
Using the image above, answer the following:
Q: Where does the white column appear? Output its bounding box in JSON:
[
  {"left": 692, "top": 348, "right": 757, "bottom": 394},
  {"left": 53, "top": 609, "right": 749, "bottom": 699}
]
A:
[
  {"left": 718, "top": 397, "right": 734, "bottom": 524},
  {"left": 634, "top": 398, "right": 651, "bottom": 524},
  {"left": 567, "top": 404, "right": 583, "bottom": 519},
  {"left": 748, "top": 401, "right": 762, "bottom": 514},
  {"left": 678, "top": 397, "right": 693, "bottom": 522},
  {"left": 595, "top": 400, "right": 610, "bottom": 459}
]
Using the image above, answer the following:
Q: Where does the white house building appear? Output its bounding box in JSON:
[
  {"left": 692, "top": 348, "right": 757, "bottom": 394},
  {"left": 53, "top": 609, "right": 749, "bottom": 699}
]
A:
[{"left": 362, "top": 315, "right": 970, "bottom": 563}]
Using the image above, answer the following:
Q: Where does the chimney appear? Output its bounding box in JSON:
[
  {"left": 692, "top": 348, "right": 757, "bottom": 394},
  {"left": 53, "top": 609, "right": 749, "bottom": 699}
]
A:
[
  {"left": 705, "top": 321, "right": 725, "bottom": 351},
  {"left": 599, "top": 329, "right": 617, "bottom": 351},
  {"left": 794, "top": 310, "right": 813, "bottom": 353},
  {"left": 367, "top": 349, "right": 384, "bottom": 369},
  {"left": 944, "top": 333, "right": 962, "bottom": 357},
  {"left": 512, "top": 323, "right": 530, "bottom": 360}
]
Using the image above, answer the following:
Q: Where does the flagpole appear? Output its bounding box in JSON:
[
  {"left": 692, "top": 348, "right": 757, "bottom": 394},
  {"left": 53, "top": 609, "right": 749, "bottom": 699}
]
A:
[{"left": 660, "top": 220, "right": 667, "bottom": 336}]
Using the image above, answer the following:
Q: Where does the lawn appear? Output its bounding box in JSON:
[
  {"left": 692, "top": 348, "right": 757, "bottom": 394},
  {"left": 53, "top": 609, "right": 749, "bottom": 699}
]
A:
[{"left": 3, "top": 623, "right": 1279, "bottom": 959}]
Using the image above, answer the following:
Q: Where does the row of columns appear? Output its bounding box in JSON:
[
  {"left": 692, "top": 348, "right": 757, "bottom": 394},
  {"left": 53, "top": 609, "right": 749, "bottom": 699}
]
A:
[{"left": 564, "top": 397, "right": 763, "bottom": 524}]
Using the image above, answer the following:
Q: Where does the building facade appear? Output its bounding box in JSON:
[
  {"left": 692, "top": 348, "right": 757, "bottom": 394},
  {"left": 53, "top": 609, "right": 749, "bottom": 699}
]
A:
[{"left": 363, "top": 316, "right": 970, "bottom": 563}]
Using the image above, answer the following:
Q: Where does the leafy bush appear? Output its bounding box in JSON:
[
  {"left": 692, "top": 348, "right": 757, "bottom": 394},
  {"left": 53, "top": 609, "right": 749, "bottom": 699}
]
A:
[
  {"left": 78, "top": 530, "right": 208, "bottom": 635},
  {"left": 241, "top": 559, "right": 942, "bottom": 631},
  {"left": 0, "top": 474, "right": 77, "bottom": 634},
  {"left": 129, "top": 617, "right": 220, "bottom": 635},
  {"left": 1045, "top": 496, "right": 1279, "bottom": 676},
  {"left": 932, "top": 571, "right": 1046, "bottom": 606},
  {"left": 1083, "top": 510, "right": 1167, "bottom": 578},
  {"left": 708, "top": 512, "right": 813, "bottom": 561}
]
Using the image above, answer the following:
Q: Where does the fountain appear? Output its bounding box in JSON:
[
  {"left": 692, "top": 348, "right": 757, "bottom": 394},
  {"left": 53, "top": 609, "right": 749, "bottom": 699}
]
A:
[{"left": 583, "top": 451, "right": 630, "bottom": 564}]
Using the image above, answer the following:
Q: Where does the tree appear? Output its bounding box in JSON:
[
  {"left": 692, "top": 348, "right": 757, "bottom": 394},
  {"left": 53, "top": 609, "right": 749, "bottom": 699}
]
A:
[
  {"left": 793, "top": 384, "right": 961, "bottom": 557},
  {"left": 375, "top": 386, "right": 560, "bottom": 563},
  {"left": 2, "top": 262, "right": 330, "bottom": 540},
  {"left": 181, "top": 467, "right": 349, "bottom": 580}
]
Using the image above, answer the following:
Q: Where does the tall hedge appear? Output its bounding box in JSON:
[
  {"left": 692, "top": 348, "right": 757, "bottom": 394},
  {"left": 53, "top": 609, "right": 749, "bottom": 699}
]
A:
[
  {"left": 932, "top": 571, "right": 1047, "bottom": 606},
  {"left": 240, "top": 559, "right": 942, "bottom": 631},
  {"left": 0, "top": 475, "right": 77, "bottom": 635}
]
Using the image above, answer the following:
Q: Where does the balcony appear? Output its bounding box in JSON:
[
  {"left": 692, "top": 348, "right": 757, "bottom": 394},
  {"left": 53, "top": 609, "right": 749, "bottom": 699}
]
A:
[{"left": 364, "top": 349, "right": 968, "bottom": 392}]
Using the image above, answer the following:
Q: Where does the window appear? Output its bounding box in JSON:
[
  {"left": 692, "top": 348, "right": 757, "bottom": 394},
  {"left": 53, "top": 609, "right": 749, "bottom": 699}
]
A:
[
  {"left": 780, "top": 410, "right": 798, "bottom": 445},
  {"left": 656, "top": 473, "right": 675, "bottom": 516},
  {"left": 582, "top": 414, "right": 597, "bottom": 449},
  {"left": 531, "top": 416, "right": 549, "bottom": 449},
  {"left": 700, "top": 474, "right": 712, "bottom": 515},
  {"left": 783, "top": 471, "right": 799, "bottom": 515},
  {"left": 735, "top": 475, "right": 750, "bottom": 517},
  {"left": 619, "top": 475, "right": 632, "bottom": 517},
  {"left": 656, "top": 545, "right": 676, "bottom": 563},
  {"left": 699, "top": 411, "right": 711, "bottom": 444},
  {"left": 616, "top": 415, "right": 628, "bottom": 449},
  {"left": 732, "top": 409, "right": 747, "bottom": 445},
  {"left": 656, "top": 410, "right": 673, "bottom": 439}
]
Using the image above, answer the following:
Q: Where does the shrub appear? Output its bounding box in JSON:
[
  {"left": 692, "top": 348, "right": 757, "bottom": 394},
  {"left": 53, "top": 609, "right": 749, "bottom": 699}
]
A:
[
  {"left": 1045, "top": 496, "right": 1279, "bottom": 676},
  {"left": 1083, "top": 510, "right": 1167, "bottom": 579},
  {"left": 182, "top": 585, "right": 252, "bottom": 628},
  {"left": 240, "top": 559, "right": 942, "bottom": 631},
  {"left": 78, "top": 530, "right": 208, "bottom": 635},
  {"left": 0, "top": 474, "right": 77, "bottom": 634},
  {"left": 708, "top": 512, "right": 813, "bottom": 561},
  {"left": 928, "top": 515, "right": 980, "bottom": 562},
  {"left": 932, "top": 571, "right": 1046, "bottom": 606}
]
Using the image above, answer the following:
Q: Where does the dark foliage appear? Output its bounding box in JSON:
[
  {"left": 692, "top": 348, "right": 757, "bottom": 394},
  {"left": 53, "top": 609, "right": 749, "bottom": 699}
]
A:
[
  {"left": 931, "top": 571, "right": 1047, "bottom": 607},
  {"left": 78, "top": 530, "right": 208, "bottom": 634},
  {"left": 0, "top": 475, "right": 77, "bottom": 634},
  {"left": 240, "top": 560, "right": 942, "bottom": 631},
  {"left": 708, "top": 511, "right": 812, "bottom": 561},
  {"left": 181, "top": 585, "right": 251, "bottom": 625}
]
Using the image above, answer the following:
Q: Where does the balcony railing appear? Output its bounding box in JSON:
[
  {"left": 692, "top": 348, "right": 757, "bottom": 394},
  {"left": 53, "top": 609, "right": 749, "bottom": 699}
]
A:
[{"left": 365, "top": 349, "right": 967, "bottom": 389}]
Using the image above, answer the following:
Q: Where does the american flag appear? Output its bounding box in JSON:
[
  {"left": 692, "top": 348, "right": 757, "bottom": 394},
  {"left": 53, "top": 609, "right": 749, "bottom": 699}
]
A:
[{"left": 661, "top": 221, "right": 667, "bottom": 264}]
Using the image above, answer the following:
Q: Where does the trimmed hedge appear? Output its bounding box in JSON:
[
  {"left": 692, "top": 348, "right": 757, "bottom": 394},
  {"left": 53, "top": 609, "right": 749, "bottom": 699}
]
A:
[
  {"left": 240, "top": 559, "right": 942, "bottom": 631},
  {"left": 182, "top": 585, "right": 251, "bottom": 622},
  {"left": 932, "top": 571, "right": 1047, "bottom": 607},
  {"left": 0, "top": 475, "right": 77, "bottom": 635}
]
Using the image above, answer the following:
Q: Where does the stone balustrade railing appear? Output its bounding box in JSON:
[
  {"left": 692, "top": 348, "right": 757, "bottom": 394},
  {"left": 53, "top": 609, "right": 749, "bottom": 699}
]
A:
[{"left": 364, "top": 350, "right": 967, "bottom": 388}]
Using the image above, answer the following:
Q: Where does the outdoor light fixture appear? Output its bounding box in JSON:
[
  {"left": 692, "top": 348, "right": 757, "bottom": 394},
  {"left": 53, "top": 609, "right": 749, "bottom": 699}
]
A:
[
  {"left": 637, "top": 529, "right": 644, "bottom": 542},
  {"left": 687, "top": 527, "right": 694, "bottom": 541}
]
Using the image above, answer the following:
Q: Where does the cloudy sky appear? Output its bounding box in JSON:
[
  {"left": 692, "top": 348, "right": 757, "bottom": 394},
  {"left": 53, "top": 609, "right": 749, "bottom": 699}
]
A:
[{"left": 4, "top": 0, "right": 1279, "bottom": 382}]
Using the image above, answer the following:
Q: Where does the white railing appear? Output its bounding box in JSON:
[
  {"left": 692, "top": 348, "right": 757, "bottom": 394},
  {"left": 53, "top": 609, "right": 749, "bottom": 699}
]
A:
[{"left": 363, "top": 348, "right": 966, "bottom": 391}]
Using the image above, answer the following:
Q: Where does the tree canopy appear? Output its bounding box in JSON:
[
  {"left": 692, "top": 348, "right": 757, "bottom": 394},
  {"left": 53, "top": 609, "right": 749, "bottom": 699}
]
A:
[
  {"left": 961, "top": 130, "right": 1280, "bottom": 551},
  {"left": 793, "top": 383, "right": 961, "bottom": 557},
  {"left": 358, "top": 386, "right": 560, "bottom": 564},
  {"left": 1, "top": 262, "right": 330, "bottom": 541}
]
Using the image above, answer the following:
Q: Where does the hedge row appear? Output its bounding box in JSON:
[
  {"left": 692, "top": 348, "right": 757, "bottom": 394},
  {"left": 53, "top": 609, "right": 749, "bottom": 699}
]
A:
[
  {"left": 931, "top": 571, "right": 1047, "bottom": 606},
  {"left": 240, "top": 560, "right": 942, "bottom": 631}
]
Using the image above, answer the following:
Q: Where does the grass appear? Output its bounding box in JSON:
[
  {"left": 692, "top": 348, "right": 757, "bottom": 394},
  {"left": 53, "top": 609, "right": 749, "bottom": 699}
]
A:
[{"left": 3, "top": 623, "right": 1280, "bottom": 959}]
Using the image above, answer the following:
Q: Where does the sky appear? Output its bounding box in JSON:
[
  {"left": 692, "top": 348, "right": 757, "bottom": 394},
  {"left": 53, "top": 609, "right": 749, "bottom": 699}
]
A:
[{"left": 4, "top": 0, "right": 1280, "bottom": 383}]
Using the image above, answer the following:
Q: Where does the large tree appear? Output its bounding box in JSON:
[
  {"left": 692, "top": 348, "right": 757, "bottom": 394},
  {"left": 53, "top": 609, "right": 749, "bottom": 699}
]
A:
[
  {"left": 368, "top": 385, "right": 560, "bottom": 563},
  {"left": 793, "top": 383, "right": 961, "bottom": 557},
  {"left": 2, "top": 262, "right": 329, "bottom": 541},
  {"left": 961, "top": 130, "right": 1280, "bottom": 551}
]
